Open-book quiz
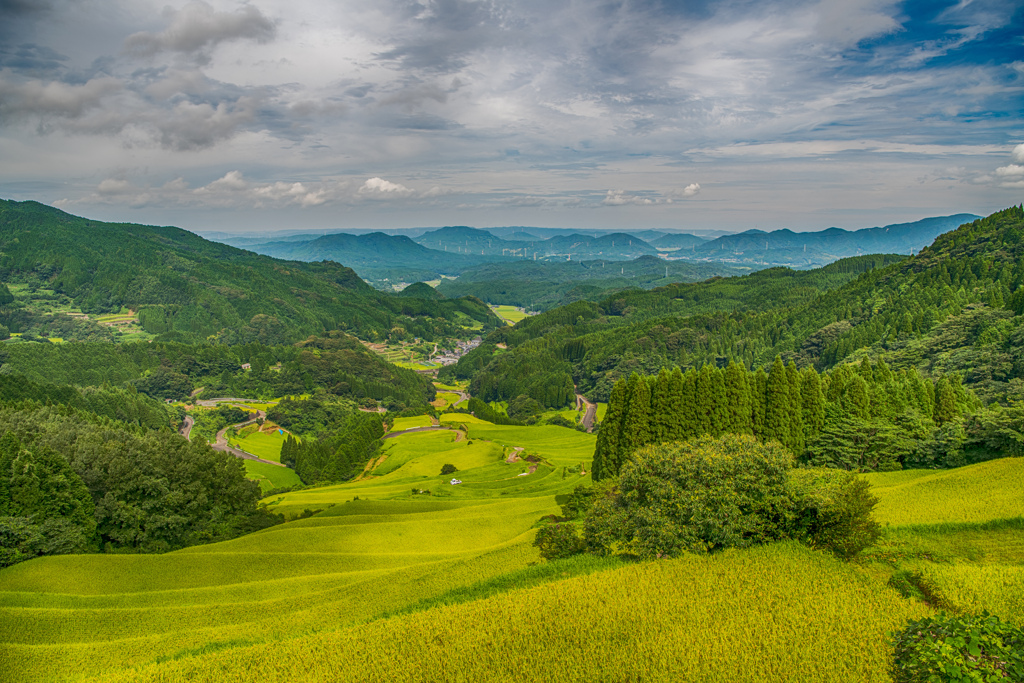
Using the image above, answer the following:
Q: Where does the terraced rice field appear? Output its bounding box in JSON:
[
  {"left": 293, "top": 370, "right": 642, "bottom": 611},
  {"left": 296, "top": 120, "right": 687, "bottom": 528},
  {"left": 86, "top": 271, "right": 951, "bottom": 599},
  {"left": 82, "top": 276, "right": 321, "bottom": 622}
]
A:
[
  {"left": 388, "top": 415, "right": 435, "bottom": 432},
  {"left": 243, "top": 460, "right": 303, "bottom": 493},
  {"left": 230, "top": 428, "right": 291, "bottom": 462},
  {"left": 864, "top": 458, "right": 1024, "bottom": 526},
  {"left": 1, "top": 415, "right": 1021, "bottom": 683},
  {"left": 862, "top": 459, "right": 1024, "bottom": 627}
]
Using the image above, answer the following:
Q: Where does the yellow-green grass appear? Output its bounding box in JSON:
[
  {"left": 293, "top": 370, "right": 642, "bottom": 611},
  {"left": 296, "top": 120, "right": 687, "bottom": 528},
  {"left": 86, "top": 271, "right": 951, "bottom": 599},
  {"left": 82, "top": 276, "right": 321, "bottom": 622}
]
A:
[
  {"left": 229, "top": 430, "right": 289, "bottom": 463},
  {"left": 393, "top": 360, "right": 438, "bottom": 371},
  {"left": 79, "top": 542, "right": 929, "bottom": 683},
  {"left": 243, "top": 460, "right": 302, "bottom": 493},
  {"left": 491, "top": 305, "right": 529, "bottom": 325},
  {"left": 388, "top": 415, "right": 435, "bottom": 433},
  {"left": 539, "top": 407, "right": 582, "bottom": 424},
  {"left": 431, "top": 391, "right": 462, "bottom": 409},
  {"left": 864, "top": 458, "right": 1024, "bottom": 526},
  {"left": 595, "top": 402, "right": 608, "bottom": 424},
  {"left": 916, "top": 562, "right": 1024, "bottom": 624},
  {"left": 432, "top": 381, "right": 465, "bottom": 392}
]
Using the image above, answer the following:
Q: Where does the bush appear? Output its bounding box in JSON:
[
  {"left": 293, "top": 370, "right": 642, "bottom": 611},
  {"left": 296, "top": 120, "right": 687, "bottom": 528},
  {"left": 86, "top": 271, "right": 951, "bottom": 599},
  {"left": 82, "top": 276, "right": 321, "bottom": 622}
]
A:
[
  {"left": 584, "top": 434, "right": 793, "bottom": 559},
  {"left": 440, "top": 463, "right": 458, "bottom": 475},
  {"left": 788, "top": 468, "right": 881, "bottom": 559},
  {"left": 533, "top": 523, "right": 585, "bottom": 560},
  {"left": 891, "top": 612, "right": 1024, "bottom": 682}
]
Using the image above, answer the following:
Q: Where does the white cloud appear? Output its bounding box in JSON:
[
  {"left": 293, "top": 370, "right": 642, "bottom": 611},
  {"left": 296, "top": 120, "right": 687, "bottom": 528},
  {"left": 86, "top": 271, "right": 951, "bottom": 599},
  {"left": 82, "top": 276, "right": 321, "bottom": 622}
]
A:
[
  {"left": 358, "top": 177, "right": 414, "bottom": 196},
  {"left": 1012, "top": 144, "right": 1024, "bottom": 164}
]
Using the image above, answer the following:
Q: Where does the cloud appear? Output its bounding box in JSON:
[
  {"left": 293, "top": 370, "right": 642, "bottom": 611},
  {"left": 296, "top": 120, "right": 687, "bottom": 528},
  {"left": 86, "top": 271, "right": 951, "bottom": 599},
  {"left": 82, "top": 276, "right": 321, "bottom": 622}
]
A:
[
  {"left": 1012, "top": 144, "right": 1024, "bottom": 165},
  {"left": 0, "top": 72, "right": 122, "bottom": 122},
  {"left": 358, "top": 177, "right": 415, "bottom": 196},
  {"left": 602, "top": 190, "right": 662, "bottom": 206},
  {"left": 155, "top": 98, "right": 258, "bottom": 151},
  {"left": 124, "top": 1, "right": 276, "bottom": 60}
]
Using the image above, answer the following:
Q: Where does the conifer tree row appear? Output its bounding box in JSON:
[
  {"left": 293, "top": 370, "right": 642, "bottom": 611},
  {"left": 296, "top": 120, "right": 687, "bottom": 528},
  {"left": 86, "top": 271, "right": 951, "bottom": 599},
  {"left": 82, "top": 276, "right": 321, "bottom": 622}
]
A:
[{"left": 591, "top": 357, "right": 979, "bottom": 480}]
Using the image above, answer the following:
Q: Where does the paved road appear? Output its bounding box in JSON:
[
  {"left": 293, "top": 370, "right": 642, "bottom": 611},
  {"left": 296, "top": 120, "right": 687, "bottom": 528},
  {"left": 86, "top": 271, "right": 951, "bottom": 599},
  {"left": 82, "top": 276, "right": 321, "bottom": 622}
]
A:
[
  {"left": 577, "top": 394, "right": 597, "bottom": 433},
  {"left": 178, "top": 415, "right": 194, "bottom": 442},
  {"left": 196, "top": 397, "right": 267, "bottom": 408}
]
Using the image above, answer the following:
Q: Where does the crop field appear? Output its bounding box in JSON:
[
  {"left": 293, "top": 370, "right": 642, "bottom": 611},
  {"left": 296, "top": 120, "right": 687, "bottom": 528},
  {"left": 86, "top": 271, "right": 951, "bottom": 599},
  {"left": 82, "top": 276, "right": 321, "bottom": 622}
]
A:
[
  {"left": 864, "top": 458, "right": 1024, "bottom": 526},
  {"left": 431, "top": 391, "right": 462, "bottom": 409},
  {"left": 388, "top": 415, "right": 435, "bottom": 432},
  {"left": 231, "top": 429, "right": 290, "bottom": 462},
  {"left": 243, "top": 461, "right": 302, "bottom": 493},
  {"left": 491, "top": 305, "right": 531, "bottom": 325},
  {"left": 72, "top": 543, "right": 928, "bottom": 683},
  {"left": 2, "top": 408, "right": 1022, "bottom": 682}
]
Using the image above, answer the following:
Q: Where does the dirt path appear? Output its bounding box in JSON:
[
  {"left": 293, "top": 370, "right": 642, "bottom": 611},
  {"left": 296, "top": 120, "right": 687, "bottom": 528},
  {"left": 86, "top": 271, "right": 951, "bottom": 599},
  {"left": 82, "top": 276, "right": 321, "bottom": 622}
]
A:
[
  {"left": 577, "top": 393, "right": 597, "bottom": 433},
  {"left": 196, "top": 397, "right": 266, "bottom": 408},
  {"left": 212, "top": 415, "right": 285, "bottom": 468},
  {"left": 178, "top": 415, "right": 194, "bottom": 442},
  {"left": 505, "top": 446, "right": 525, "bottom": 463}
]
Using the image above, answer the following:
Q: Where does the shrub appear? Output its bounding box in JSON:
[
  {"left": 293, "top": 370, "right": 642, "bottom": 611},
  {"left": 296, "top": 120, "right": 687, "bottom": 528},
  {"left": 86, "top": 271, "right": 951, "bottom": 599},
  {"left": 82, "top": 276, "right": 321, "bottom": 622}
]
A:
[
  {"left": 788, "top": 468, "right": 881, "bottom": 559},
  {"left": 545, "top": 414, "right": 575, "bottom": 428},
  {"left": 891, "top": 612, "right": 1024, "bottom": 682},
  {"left": 584, "top": 434, "right": 793, "bottom": 559},
  {"left": 533, "top": 523, "right": 585, "bottom": 560},
  {"left": 440, "top": 463, "right": 458, "bottom": 475}
]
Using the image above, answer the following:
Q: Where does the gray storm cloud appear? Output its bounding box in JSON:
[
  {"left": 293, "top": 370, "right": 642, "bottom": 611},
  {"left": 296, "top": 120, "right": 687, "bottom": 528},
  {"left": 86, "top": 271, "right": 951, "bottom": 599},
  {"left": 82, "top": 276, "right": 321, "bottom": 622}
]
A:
[{"left": 124, "top": 1, "right": 276, "bottom": 58}]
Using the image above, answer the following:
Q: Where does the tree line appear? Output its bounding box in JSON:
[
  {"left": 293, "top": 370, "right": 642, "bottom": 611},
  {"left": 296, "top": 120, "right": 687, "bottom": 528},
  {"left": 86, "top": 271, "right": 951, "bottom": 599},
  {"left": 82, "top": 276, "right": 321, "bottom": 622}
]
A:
[{"left": 593, "top": 357, "right": 991, "bottom": 480}]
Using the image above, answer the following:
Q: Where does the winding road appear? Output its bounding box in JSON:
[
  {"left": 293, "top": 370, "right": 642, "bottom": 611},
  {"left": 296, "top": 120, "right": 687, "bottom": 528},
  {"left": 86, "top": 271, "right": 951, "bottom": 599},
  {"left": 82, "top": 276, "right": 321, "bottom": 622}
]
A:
[{"left": 576, "top": 393, "right": 597, "bottom": 433}]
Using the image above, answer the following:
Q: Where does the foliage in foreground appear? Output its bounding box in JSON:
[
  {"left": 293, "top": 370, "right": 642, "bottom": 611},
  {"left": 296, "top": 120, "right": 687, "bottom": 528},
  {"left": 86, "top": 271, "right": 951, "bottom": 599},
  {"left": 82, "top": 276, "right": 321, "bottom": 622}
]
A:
[{"left": 891, "top": 612, "right": 1024, "bottom": 682}]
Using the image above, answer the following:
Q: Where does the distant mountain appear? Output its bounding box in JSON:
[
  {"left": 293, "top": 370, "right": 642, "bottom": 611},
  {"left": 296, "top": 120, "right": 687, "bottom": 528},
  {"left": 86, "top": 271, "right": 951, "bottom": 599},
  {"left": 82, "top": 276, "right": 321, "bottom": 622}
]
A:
[
  {"left": 538, "top": 233, "right": 659, "bottom": 260},
  {"left": 244, "top": 231, "right": 513, "bottom": 285},
  {"left": 631, "top": 230, "right": 669, "bottom": 242},
  {"left": 397, "top": 282, "right": 446, "bottom": 299},
  {"left": 688, "top": 214, "right": 981, "bottom": 267},
  {"left": 650, "top": 233, "right": 708, "bottom": 250},
  {"left": 415, "top": 226, "right": 519, "bottom": 255}
]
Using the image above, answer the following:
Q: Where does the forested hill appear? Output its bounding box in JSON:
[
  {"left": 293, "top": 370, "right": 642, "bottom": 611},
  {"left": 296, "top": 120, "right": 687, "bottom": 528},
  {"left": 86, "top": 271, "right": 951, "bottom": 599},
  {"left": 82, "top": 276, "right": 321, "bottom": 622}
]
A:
[
  {"left": 435, "top": 255, "right": 745, "bottom": 311},
  {"left": 0, "top": 199, "right": 500, "bottom": 344},
  {"left": 442, "top": 206, "right": 1024, "bottom": 406}
]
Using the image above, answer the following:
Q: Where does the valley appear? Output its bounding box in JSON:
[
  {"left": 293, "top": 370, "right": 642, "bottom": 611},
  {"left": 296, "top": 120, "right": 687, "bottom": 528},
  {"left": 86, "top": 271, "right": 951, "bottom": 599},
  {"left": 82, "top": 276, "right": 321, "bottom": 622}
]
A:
[{"left": 0, "top": 204, "right": 1022, "bottom": 682}]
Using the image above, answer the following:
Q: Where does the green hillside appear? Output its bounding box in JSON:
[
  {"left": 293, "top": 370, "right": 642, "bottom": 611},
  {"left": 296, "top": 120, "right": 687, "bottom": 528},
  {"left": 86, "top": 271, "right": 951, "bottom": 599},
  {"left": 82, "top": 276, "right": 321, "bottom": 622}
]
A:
[
  {"left": 0, "top": 200, "right": 500, "bottom": 344},
  {"left": 447, "top": 208, "right": 1024, "bottom": 406},
  {"left": 436, "top": 255, "right": 745, "bottom": 311}
]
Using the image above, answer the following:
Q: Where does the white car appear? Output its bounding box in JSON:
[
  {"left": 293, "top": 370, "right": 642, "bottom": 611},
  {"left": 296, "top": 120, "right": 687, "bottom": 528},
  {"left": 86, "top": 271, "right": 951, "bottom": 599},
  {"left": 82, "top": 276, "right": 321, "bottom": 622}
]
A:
[{"left": 450, "top": 478, "right": 462, "bottom": 485}]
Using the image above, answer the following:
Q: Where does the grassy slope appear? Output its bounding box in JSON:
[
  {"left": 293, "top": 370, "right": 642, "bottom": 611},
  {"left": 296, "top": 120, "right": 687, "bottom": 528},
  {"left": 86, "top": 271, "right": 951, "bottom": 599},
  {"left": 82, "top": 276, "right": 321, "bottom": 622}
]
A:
[
  {"left": 862, "top": 459, "right": 1024, "bottom": 626},
  {"left": 1, "top": 414, "right": 1020, "bottom": 682}
]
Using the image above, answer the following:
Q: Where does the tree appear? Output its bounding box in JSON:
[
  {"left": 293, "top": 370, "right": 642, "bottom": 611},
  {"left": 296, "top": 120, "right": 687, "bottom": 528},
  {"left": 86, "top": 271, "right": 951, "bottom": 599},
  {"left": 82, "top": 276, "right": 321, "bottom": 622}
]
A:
[
  {"left": 584, "top": 434, "right": 794, "bottom": 559},
  {"left": 763, "top": 356, "right": 791, "bottom": 448},
  {"left": 592, "top": 378, "right": 628, "bottom": 481}
]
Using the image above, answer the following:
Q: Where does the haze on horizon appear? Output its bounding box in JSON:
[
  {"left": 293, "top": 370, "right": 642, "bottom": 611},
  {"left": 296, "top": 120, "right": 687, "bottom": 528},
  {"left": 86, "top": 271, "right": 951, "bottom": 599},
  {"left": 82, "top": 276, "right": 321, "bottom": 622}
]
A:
[{"left": 0, "top": 0, "right": 1021, "bottom": 235}]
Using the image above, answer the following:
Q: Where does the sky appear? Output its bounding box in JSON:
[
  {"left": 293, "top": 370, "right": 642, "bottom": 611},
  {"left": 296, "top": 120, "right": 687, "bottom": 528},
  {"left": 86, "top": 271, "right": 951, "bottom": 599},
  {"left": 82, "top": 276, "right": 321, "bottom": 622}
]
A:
[{"left": 0, "top": 0, "right": 1021, "bottom": 234}]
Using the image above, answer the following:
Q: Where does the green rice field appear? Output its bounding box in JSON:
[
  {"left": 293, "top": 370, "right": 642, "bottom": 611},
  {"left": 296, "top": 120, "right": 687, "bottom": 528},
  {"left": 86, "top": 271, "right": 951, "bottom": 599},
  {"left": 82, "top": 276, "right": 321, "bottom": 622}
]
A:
[
  {"left": 243, "top": 460, "right": 303, "bottom": 493},
  {"left": 491, "top": 305, "right": 531, "bottom": 326},
  {"left": 388, "top": 415, "right": 435, "bottom": 432},
  {"left": 230, "top": 428, "right": 291, "bottom": 463},
  {"left": 1, "top": 412, "right": 1021, "bottom": 682}
]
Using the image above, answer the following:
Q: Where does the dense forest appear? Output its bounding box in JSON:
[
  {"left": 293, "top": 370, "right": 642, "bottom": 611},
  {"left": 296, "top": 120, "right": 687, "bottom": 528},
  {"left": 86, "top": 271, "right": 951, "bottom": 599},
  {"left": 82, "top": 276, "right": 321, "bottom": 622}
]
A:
[{"left": 0, "top": 199, "right": 500, "bottom": 344}]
